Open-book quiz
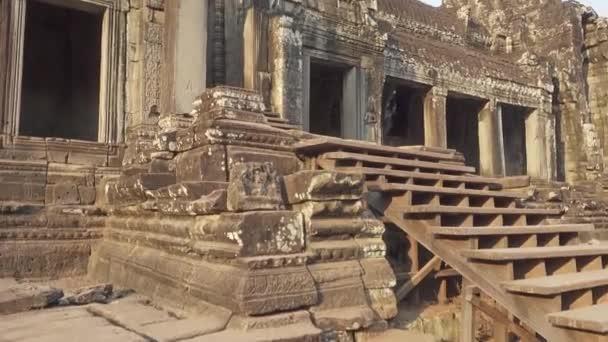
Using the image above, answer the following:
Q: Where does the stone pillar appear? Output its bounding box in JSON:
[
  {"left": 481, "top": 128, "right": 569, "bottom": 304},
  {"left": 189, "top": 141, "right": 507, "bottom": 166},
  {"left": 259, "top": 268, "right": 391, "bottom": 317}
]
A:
[
  {"left": 525, "top": 108, "right": 551, "bottom": 181},
  {"left": 362, "top": 55, "right": 384, "bottom": 143},
  {"left": 243, "top": 7, "right": 269, "bottom": 93},
  {"left": 423, "top": 87, "right": 447, "bottom": 148},
  {"left": 0, "top": 0, "right": 10, "bottom": 136},
  {"left": 269, "top": 15, "right": 303, "bottom": 125},
  {"left": 478, "top": 99, "right": 505, "bottom": 177},
  {"left": 161, "top": 0, "right": 207, "bottom": 115}
]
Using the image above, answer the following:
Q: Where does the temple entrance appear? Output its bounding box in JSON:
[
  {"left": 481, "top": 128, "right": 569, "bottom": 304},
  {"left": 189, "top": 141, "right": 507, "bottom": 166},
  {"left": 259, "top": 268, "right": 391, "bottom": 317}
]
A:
[
  {"left": 19, "top": 0, "right": 103, "bottom": 141},
  {"left": 308, "top": 60, "right": 354, "bottom": 138},
  {"left": 446, "top": 95, "right": 484, "bottom": 172},
  {"left": 502, "top": 104, "right": 530, "bottom": 176},
  {"left": 381, "top": 79, "right": 426, "bottom": 146}
]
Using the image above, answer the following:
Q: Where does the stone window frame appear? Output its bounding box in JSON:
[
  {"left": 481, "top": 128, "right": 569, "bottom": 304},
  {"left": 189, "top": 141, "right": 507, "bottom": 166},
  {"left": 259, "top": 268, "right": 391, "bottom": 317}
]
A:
[{"left": 1, "top": 0, "right": 125, "bottom": 144}]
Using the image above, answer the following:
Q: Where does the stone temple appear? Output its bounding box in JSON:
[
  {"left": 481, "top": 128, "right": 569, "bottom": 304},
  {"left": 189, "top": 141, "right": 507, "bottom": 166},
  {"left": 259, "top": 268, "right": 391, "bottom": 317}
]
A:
[{"left": 2, "top": 0, "right": 608, "bottom": 341}]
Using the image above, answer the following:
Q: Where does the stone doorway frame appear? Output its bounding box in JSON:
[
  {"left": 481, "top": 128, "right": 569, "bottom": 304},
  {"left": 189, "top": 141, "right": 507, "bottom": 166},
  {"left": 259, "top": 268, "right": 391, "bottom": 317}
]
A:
[
  {"left": 0, "top": 0, "right": 125, "bottom": 144},
  {"left": 302, "top": 51, "right": 365, "bottom": 140}
]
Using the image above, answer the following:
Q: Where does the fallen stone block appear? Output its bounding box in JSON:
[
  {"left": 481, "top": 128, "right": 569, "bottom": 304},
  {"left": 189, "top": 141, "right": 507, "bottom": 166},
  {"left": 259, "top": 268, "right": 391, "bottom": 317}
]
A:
[
  {"left": 283, "top": 170, "right": 364, "bottom": 204},
  {"left": 157, "top": 189, "right": 227, "bottom": 215}
]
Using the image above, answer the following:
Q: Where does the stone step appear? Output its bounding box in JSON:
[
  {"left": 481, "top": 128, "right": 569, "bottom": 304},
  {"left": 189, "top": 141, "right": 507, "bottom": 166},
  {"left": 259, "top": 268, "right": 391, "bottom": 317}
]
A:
[
  {"left": 398, "top": 205, "right": 561, "bottom": 216},
  {"left": 431, "top": 224, "right": 594, "bottom": 236},
  {"left": 367, "top": 182, "right": 525, "bottom": 198},
  {"left": 462, "top": 245, "right": 608, "bottom": 261},
  {"left": 294, "top": 137, "right": 463, "bottom": 162},
  {"left": 321, "top": 151, "right": 475, "bottom": 173},
  {"left": 503, "top": 269, "right": 608, "bottom": 295},
  {"left": 333, "top": 166, "right": 502, "bottom": 189},
  {"left": 548, "top": 304, "right": 608, "bottom": 334}
]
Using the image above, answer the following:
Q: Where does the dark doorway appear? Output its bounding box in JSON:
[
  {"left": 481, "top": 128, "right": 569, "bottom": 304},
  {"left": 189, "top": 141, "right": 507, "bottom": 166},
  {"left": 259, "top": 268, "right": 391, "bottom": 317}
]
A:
[
  {"left": 502, "top": 104, "right": 530, "bottom": 176},
  {"left": 382, "top": 79, "right": 426, "bottom": 146},
  {"left": 446, "top": 95, "right": 484, "bottom": 172},
  {"left": 309, "top": 61, "right": 349, "bottom": 138},
  {"left": 19, "top": 0, "right": 103, "bottom": 141}
]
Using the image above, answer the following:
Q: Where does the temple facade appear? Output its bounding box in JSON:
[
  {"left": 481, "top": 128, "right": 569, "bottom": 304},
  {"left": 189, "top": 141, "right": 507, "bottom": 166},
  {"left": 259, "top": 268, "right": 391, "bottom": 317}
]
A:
[{"left": 2, "top": 0, "right": 608, "bottom": 341}]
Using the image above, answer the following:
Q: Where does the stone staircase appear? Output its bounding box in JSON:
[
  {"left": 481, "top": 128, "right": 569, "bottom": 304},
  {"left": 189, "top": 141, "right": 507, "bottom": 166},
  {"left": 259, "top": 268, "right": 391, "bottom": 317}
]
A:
[{"left": 296, "top": 137, "right": 608, "bottom": 342}]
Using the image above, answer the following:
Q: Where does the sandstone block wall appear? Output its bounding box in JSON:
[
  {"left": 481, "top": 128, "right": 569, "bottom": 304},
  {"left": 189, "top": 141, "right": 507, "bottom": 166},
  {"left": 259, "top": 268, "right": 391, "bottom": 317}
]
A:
[{"left": 88, "top": 87, "right": 397, "bottom": 338}]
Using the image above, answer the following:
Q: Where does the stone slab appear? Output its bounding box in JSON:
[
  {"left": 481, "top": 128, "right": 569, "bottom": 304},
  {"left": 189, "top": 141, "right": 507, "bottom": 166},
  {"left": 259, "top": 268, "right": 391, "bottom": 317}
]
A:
[
  {"left": 283, "top": 170, "right": 364, "bottom": 204},
  {"left": 548, "top": 304, "right": 608, "bottom": 334},
  {"left": 0, "top": 283, "right": 63, "bottom": 314}
]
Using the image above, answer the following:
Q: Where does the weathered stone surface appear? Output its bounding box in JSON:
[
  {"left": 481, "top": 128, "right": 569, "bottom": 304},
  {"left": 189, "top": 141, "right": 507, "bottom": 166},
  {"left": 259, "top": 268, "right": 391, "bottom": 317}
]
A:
[
  {"left": 312, "top": 306, "right": 377, "bottom": 332},
  {"left": 283, "top": 171, "right": 364, "bottom": 204},
  {"left": 195, "top": 86, "right": 268, "bottom": 115},
  {"left": 91, "top": 240, "right": 318, "bottom": 315},
  {"left": 193, "top": 211, "right": 305, "bottom": 256},
  {"left": 227, "top": 162, "right": 284, "bottom": 211},
  {"left": 176, "top": 145, "right": 228, "bottom": 183},
  {"left": 148, "top": 158, "right": 175, "bottom": 174},
  {"left": 0, "top": 182, "right": 46, "bottom": 202},
  {"left": 359, "top": 258, "right": 397, "bottom": 289},
  {"left": 106, "top": 173, "right": 176, "bottom": 206},
  {"left": 193, "top": 119, "right": 298, "bottom": 151},
  {"left": 293, "top": 200, "right": 365, "bottom": 219},
  {"left": 0, "top": 306, "right": 148, "bottom": 341},
  {"left": 149, "top": 181, "right": 228, "bottom": 200},
  {"left": 88, "top": 298, "right": 230, "bottom": 341},
  {"left": 0, "top": 241, "right": 92, "bottom": 279},
  {"left": 61, "top": 284, "right": 113, "bottom": 305},
  {"left": 198, "top": 310, "right": 322, "bottom": 342},
  {"left": 309, "top": 217, "right": 384, "bottom": 238},
  {"left": 45, "top": 183, "right": 80, "bottom": 205},
  {"left": 355, "top": 329, "right": 435, "bottom": 342},
  {"left": 228, "top": 145, "right": 301, "bottom": 175},
  {"left": 157, "top": 189, "right": 228, "bottom": 215},
  {"left": 0, "top": 284, "right": 63, "bottom": 314},
  {"left": 365, "top": 288, "right": 398, "bottom": 320},
  {"left": 0, "top": 159, "right": 47, "bottom": 184},
  {"left": 308, "top": 261, "right": 368, "bottom": 310},
  {"left": 47, "top": 163, "right": 95, "bottom": 186}
]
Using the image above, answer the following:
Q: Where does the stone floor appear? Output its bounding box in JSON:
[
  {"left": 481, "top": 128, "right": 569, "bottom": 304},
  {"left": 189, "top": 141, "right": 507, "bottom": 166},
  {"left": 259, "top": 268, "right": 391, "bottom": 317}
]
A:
[
  {"left": 0, "top": 277, "right": 439, "bottom": 342},
  {"left": 0, "top": 295, "right": 232, "bottom": 342}
]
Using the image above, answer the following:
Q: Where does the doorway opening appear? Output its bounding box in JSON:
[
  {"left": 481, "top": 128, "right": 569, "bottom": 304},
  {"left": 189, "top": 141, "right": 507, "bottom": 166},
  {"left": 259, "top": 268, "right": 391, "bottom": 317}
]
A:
[
  {"left": 502, "top": 104, "right": 530, "bottom": 176},
  {"left": 19, "top": 0, "right": 103, "bottom": 141},
  {"left": 308, "top": 60, "right": 350, "bottom": 138},
  {"left": 381, "top": 79, "right": 427, "bottom": 146},
  {"left": 446, "top": 94, "right": 484, "bottom": 172}
]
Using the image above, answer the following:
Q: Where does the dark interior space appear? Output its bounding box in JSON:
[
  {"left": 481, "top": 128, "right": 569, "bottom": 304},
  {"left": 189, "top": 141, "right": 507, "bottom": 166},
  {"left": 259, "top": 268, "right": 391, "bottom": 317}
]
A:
[
  {"left": 309, "top": 61, "right": 347, "bottom": 138},
  {"left": 446, "top": 95, "right": 484, "bottom": 172},
  {"left": 19, "top": 0, "right": 102, "bottom": 141},
  {"left": 382, "top": 80, "right": 425, "bottom": 146},
  {"left": 502, "top": 104, "right": 530, "bottom": 176}
]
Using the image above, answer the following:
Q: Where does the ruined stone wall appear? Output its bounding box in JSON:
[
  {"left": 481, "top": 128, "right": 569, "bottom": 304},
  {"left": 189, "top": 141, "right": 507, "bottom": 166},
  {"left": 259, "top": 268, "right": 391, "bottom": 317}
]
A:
[
  {"left": 584, "top": 15, "right": 608, "bottom": 166},
  {"left": 443, "top": 0, "right": 603, "bottom": 182}
]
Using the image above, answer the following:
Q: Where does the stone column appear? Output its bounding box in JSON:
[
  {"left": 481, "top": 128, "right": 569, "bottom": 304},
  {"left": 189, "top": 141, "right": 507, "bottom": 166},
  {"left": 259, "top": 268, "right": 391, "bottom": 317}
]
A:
[
  {"left": 525, "top": 108, "right": 551, "bottom": 181},
  {"left": 269, "top": 15, "right": 303, "bottom": 125},
  {"left": 161, "top": 0, "right": 207, "bottom": 115},
  {"left": 423, "top": 87, "right": 447, "bottom": 148},
  {"left": 243, "top": 7, "right": 270, "bottom": 94},
  {"left": 478, "top": 99, "right": 505, "bottom": 177}
]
